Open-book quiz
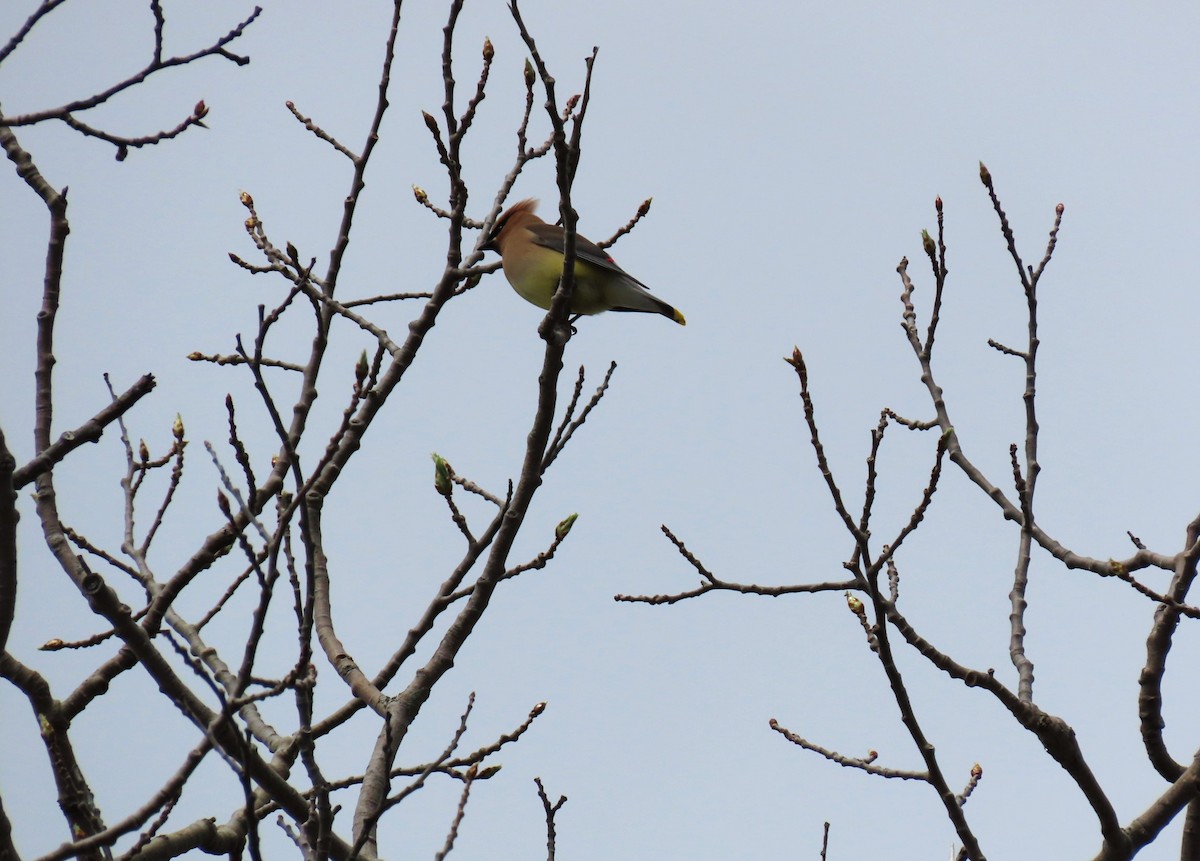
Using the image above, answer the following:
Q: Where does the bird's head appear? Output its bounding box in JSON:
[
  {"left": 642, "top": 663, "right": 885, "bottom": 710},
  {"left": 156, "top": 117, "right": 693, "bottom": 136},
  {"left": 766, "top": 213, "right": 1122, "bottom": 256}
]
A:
[{"left": 482, "top": 198, "right": 539, "bottom": 252}]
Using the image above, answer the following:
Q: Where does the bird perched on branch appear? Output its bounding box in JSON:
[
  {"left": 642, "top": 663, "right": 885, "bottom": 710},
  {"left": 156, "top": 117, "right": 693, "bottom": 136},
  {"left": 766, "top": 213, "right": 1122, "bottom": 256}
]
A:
[{"left": 481, "top": 199, "right": 685, "bottom": 325}]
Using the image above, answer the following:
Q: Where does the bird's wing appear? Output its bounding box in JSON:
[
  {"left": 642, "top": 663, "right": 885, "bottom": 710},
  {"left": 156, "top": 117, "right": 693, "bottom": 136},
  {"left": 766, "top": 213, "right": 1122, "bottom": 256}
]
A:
[
  {"left": 526, "top": 220, "right": 682, "bottom": 322},
  {"left": 526, "top": 223, "right": 646, "bottom": 283}
]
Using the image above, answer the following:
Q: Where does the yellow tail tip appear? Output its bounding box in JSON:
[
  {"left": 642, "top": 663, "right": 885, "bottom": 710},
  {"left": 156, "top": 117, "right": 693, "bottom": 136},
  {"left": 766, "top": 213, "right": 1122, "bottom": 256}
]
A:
[{"left": 673, "top": 309, "right": 686, "bottom": 326}]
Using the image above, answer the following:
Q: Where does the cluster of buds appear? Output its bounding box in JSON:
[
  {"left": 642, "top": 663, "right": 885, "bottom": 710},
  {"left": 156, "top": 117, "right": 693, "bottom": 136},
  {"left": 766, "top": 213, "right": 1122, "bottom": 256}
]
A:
[{"left": 239, "top": 190, "right": 259, "bottom": 233}]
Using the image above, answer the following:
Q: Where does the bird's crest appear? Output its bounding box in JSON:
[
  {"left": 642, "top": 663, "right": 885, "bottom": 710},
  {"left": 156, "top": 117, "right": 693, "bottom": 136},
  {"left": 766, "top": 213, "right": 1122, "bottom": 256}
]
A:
[
  {"left": 493, "top": 198, "right": 539, "bottom": 234},
  {"left": 483, "top": 198, "right": 539, "bottom": 251}
]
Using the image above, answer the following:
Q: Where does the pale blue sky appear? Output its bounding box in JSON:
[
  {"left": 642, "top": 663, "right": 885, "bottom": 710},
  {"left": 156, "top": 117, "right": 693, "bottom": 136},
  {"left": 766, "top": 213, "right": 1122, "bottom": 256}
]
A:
[{"left": 3, "top": 2, "right": 1199, "bottom": 858}]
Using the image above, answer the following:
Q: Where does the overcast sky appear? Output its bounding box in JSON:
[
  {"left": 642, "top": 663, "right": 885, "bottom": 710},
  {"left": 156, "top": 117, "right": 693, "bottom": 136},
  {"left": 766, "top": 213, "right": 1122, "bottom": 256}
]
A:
[{"left": 3, "top": 1, "right": 1200, "bottom": 859}]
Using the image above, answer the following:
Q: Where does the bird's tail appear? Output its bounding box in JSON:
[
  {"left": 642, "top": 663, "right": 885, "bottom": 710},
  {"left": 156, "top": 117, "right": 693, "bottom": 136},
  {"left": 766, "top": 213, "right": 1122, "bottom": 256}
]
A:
[{"left": 609, "top": 276, "right": 686, "bottom": 325}]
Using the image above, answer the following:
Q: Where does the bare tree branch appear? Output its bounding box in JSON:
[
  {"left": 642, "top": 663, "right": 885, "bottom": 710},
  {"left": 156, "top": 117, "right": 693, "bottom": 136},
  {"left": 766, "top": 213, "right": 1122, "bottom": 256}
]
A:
[{"left": 1, "top": 6, "right": 261, "bottom": 161}]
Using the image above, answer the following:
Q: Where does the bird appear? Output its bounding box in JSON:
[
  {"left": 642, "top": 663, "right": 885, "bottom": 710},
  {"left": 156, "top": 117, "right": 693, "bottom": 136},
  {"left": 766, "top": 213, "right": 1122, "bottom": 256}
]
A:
[{"left": 481, "top": 199, "right": 685, "bottom": 325}]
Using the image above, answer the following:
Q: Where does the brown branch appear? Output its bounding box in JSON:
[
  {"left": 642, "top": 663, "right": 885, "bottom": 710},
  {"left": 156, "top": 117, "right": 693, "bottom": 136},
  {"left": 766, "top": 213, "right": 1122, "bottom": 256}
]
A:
[
  {"left": 534, "top": 778, "right": 567, "bottom": 861},
  {"left": 0, "top": 794, "right": 17, "bottom": 861},
  {"left": 769, "top": 718, "right": 929, "bottom": 781},
  {"left": 491, "top": 514, "right": 577, "bottom": 583},
  {"left": 452, "top": 472, "right": 503, "bottom": 507},
  {"left": 1107, "top": 748, "right": 1200, "bottom": 861},
  {"left": 543, "top": 361, "right": 616, "bottom": 470},
  {"left": 867, "top": 434, "right": 946, "bottom": 579},
  {"left": 616, "top": 523, "right": 856, "bottom": 604},
  {"left": 13, "top": 374, "right": 157, "bottom": 488},
  {"left": 58, "top": 101, "right": 210, "bottom": 162},
  {"left": 309, "top": 512, "right": 504, "bottom": 740},
  {"left": 286, "top": 100, "right": 358, "bottom": 161},
  {"left": 857, "top": 411, "right": 888, "bottom": 539},
  {"left": 116, "top": 815, "right": 245, "bottom": 859},
  {"left": 186, "top": 352, "right": 303, "bottom": 372},
  {"left": 862, "top": 588, "right": 988, "bottom": 858},
  {"left": 986, "top": 338, "right": 1026, "bottom": 359},
  {"left": 34, "top": 739, "right": 215, "bottom": 861},
  {"left": 978, "top": 162, "right": 1030, "bottom": 293},
  {"left": 883, "top": 408, "right": 938, "bottom": 431},
  {"left": 597, "top": 197, "right": 652, "bottom": 250},
  {"left": 896, "top": 253, "right": 1180, "bottom": 593},
  {"left": 0, "top": 429, "right": 16, "bottom": 655},
  {"left": 957, "top": 763, "right": 984, "bottom": 807},
  {"left": 322, "top": 700, "right": 544, "bottom": 795},
  {"left": 137, "top": 413, "right": 187, "bottom": 557},
  {"left": 43, "top": 515, "right": 354, "bottom": 854},
  {"left": 342, "top": 290, "right": 435, "bottom": 308},
  {"left": 0, "top": 0, "right": 70, "bottom": 66},
  {"left": 348, "top": 694, "right": 477, "bottom": 861},
  {"left": 448, "top": 34, "right": 494, "bottom": 147},
  {"left": 1, "top": 651, "right": 108, "bottom": 859},
  {"left": 1, "top": 6, "right": 260, "bottom": 139},
  {"left": 322, "top": 0, "right": 403, "bottom": 298},
  {"left": 784, "top": 348, "right": 867, "bottom": 543},
  {"left": 509, "top": 0, "right": 592, "bottom": 334},
  {"left": 921, "top": 196, "right": 948, "bottom": 359},
  {"left": 882, "top": 598, "right": 1122, "bottom": 845},
  {"left": 225, "top": 396, "right": 258, "bottom": 505},
  {"left": 294, "top": 282, "right": 402, "bottom": 355},
  {"left": 350, "top": 4, "right": 589, "bottom": 847},
  {"left": 1008, "top": 444, "right": 1035, "bottom": 703},
  {"left": 432, "top": 766, "right": 476, "bottom": 861},
  {"left": 1138, "top": 512, "right": 1200, "bottom": 782},
  {"left": 985, "top": 176, "right": 1058, "bottom": 708}
]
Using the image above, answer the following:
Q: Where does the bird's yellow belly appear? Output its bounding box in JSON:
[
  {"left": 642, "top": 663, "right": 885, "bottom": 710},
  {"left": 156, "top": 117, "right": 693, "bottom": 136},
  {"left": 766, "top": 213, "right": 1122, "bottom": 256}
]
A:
[{"left": 503, "top": 250, "right": 609, "bottom": 315}]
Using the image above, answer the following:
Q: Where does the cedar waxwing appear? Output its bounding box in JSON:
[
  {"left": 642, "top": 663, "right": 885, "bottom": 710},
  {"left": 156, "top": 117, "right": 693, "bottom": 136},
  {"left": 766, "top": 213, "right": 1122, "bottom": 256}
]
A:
[{"left": 482, "top": 199, "right": 685, "bottom": 325}]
